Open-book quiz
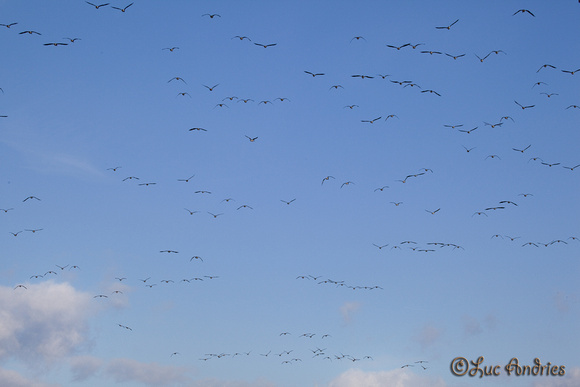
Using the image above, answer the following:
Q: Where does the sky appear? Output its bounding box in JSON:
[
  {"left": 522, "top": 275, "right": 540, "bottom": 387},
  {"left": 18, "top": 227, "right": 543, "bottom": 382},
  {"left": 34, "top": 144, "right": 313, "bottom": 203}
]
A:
[{"left": 0, "top": 0, "right": 579, "bottom": 386}]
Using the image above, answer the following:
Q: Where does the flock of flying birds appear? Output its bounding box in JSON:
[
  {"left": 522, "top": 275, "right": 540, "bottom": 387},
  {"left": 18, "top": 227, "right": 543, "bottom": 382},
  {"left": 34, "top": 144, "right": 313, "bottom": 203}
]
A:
[{"left": 2, "top": 2, "right": 579, "bottom": 382}]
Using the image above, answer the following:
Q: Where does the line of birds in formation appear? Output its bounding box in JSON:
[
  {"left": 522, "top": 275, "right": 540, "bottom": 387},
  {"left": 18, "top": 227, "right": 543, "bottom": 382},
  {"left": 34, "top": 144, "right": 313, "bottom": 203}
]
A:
[
  {"left": 295, "top": 275, "right": 383, "bottom": 290},
  {"left": 12, "top": 265, "right": 219, "bottom": 293}
]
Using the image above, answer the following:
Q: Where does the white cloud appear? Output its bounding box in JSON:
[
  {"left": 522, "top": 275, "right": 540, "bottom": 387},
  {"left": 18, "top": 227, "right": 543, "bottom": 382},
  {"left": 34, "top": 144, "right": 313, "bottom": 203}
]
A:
[
  {"left": 104, "top": 359, "right": 277, "bottom": 387},
  {"left": 0, "top": 281, "right": 94, "bottom": 364},
  {"left": 534, "top": 367, "right": 580, "bottom": 387},
  {"left": 0, "top": 367, "right": 58, "bottom": 387},
  {"left": 106, "top": 358, "right": 191, "bottom": 387},
  {"left": 69, "top": 355, "right": 103, "bottom": 382},
  {"left": 187, "top": 379, "right": 276, "bottom": 387},
  {"left": 340, "top": 302, "right": 361, "bottom": 324},
  {"left": 328, "top": 368, "right": 447, "bottom": 387}
]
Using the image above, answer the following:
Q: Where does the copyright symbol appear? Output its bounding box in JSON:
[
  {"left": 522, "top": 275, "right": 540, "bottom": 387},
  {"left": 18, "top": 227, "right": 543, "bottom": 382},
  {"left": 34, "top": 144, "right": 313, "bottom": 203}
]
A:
[{"left": 450, "top": 357, "right": 468, "bottom": 376}]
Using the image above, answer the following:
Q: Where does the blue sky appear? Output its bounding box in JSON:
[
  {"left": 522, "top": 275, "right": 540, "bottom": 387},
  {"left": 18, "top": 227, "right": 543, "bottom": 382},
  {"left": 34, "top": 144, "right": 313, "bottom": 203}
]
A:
[{"left": 1, "top": 0, "right": 579, "bottom": 386}]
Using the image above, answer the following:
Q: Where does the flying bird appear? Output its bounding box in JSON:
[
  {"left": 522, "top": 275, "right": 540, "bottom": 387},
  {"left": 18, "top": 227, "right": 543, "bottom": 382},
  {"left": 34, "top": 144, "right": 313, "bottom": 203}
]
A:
[
  {"left": 445, "top": 53, "right": 465, "bottom": 60},
  {"left": 304, "top": 71, "right": 324, "bottom": 77},
  {"left": 537, "top": 64, "right": 556, "bottom": 72},
  {"left": 459, "top": 127, "right": 478, "bottom": 134},
  {"left": 321, "top": 176, "right": 335, "bottom": 184},
  {"left": 514, "top": 101, "right": 534, "bottom": 110},
  {"left": 177, "top": 175, "right": 195, "bottom": 182},
  {"left": 254, "top": 42, "right": 277, "bottom": 48},
  {"left": 203, "top": 84, "right": 219, "bottom": 91},
  {"left": 86, "top": 2, "right": 110, "bottom": 9},
  {"left": 111, "top": 3, "right": 133, "bottom": 12},
  {"left": 563, "top": 164, "right": 580, "bottom": 171},
  {"left": 421, "top": 89, "right": 441, "bottom": 96},
  {"left": 436, "top": 19, "right": 459, "bottom": 29},
  {"left": 513, "top": 9, "right": 535, "bottom": 17},
  {"left": 202, "top": 14, "right": 221, "bottom": 18},
  {"left": 168, "top": 77, "right": 186, "bottom": 84},
  {"left": 386, "top": 43, "right": 410, "bottom": 50},
  {"left": 541, "top": 162, "right": 560, "bottom": 167},
  {"left": 475, "top": 53, "right": 491, "bottom": 62}
]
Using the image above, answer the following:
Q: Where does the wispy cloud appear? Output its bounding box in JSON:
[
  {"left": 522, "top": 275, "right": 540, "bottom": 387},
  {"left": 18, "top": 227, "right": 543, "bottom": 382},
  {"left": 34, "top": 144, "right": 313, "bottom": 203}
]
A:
[
  {"left": 462, "top": 315, "right": 483, "bottom": 337},
  {"left": 339, "top": 302, "right": 361, "bottom": 324},
  {"left": 553, "top": 291, "right": 578, "bottom": 314},
  {"left": 413, "top": 324, "right": 442, "bottom": 349},
  {"left": 2, "top": 139, "right": 105, "bottom": 178}
]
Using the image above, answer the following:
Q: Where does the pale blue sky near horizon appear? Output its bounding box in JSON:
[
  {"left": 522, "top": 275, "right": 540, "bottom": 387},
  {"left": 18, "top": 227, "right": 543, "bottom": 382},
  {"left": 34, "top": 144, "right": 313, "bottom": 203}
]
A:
[{"left": 0, "top": 1, "right": 579, "bottom": 386}]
